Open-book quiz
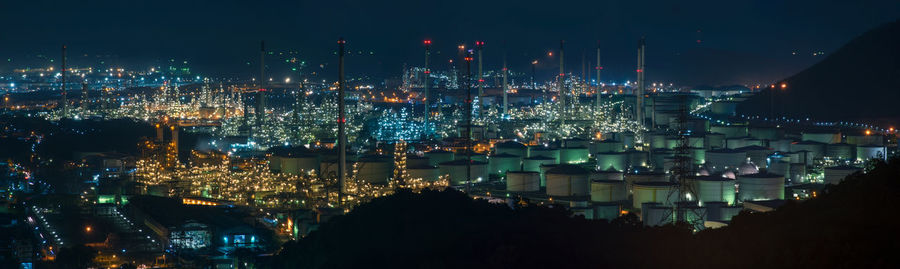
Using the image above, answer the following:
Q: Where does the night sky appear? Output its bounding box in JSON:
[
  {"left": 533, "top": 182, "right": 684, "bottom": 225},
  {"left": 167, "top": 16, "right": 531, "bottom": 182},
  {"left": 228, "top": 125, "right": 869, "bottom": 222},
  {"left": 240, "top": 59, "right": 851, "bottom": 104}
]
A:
[{"left": 1, "top": 0, "right": 898, "bottom": 84}]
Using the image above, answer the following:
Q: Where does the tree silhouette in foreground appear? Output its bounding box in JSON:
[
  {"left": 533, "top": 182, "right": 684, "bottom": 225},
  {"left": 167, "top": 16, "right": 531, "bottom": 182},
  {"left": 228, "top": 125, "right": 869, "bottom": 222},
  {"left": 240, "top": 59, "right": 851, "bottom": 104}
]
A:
[{"left": 270, "top": 159, "right": 900, "bottom": 268}]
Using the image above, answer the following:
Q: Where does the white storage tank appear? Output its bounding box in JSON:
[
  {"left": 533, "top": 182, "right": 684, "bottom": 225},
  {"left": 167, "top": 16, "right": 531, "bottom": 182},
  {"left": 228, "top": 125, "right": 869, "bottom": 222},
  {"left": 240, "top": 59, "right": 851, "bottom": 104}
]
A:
[
  {"left": 690, "top": 147, "right": 706, "bottom": 165},
  {"left": 425, "top": 150, "right": 455, "bottom": 166},
  {"left": 560, "top": 147, "right": 590, "bottom": 164},
  {"left": 407, "top": 165, "right": 440, "bottom": 181},
  {"left": 591, "top": 168, "right": 624, "bottom": 181},
  {"left": 790, "top": 141, "right": 826, "bottom": 161},
  {"left": 545, "top": 165, "right": 591, "bottom": 197},
  {"left": 626, "top": 172, "right": 668, "bottom": 198},
  {"left": 529, "top": 146, "right": 560, "bottom": 163},
  {"left": 710, "top": 125, "right": 748, "bottom": 138},
  {"left": 802, "top": 130, "right": 841, "bottom": 144},
  {"left": 356, "top": 156, "right": 393, "bottom": 184},
  {"left": 590, "top": 180, "right": 627, "bottom": 202},
  {"left": 633, "top": 182, "right": 678, "bottom": 209},
  {"left": 789, "top": 163, "right": 807, "bottom": 184},
  {"left": 823, "top": 166, "right": 861, "bottom": 185},
  {"left": 767, "top": 139, "right": 793, "bottom": 152},
  {"left": 406, "top": 155, "right": 431, "bottom": 167},
  {"left": 281, "top": 155, "right": 322, "bottom": 175},
  {"left": 488, "top": 153, "right": 522, "bottom": 175},
  {"left": 768, "top": 161, "right": 790, "bottom": 180},
  {"left": 825, "top": 143, "right": 856, "bottom": 160},
  {"left": 562, "top": 138, "right": 590, "bottom": 148},
  {"left": 438, "top": 159, "right": 488, "bottom": 185},
  {"left": 737, "top": 173, "right": 784, "bottom": 201},
  {"left": 626, "top": 150, "right": 649, "bottom": 169},
  {"left": 704, "top": 148, "right": 747, "bottom": 173},
  {"left": 736, "top": 145, "right": 773, "bottom": 169},
  {"left": 689, "top": 176, "right": 736, "bottom": 205},
  {"left": 647, "top": 132, "right": 668, "bottom": 149},
  {"left": 593, "top": 140, "right": 625, "bottom": 154},
  {"left": 642, "top": 202, "right": 674, "bottom": 226},
  {"left": 506, "top": 171, "right": 540, "bottom": 192},
  {"left": 596, "top": 152, "right": 628, "bottom": 172},
  {"left": 856, "top": 144, "right": 887, "bottom": 161},
  {"left": 687, "top": 136, "right": 705, "bottom": 149},
  {"left": 704, "top": 132, "right": 726, "bottom": 149},
  {"left": 846, "top": 134, "right": 883, "bottom": 146},
  {"left": 494, "top": 141, "right": 529, "bottom": 158},
  {"left": 523, "top": 156, "right": 557, "bottom": 172},
  {"left": 749, "top": 127, "right": 780, "bottom": 140}
]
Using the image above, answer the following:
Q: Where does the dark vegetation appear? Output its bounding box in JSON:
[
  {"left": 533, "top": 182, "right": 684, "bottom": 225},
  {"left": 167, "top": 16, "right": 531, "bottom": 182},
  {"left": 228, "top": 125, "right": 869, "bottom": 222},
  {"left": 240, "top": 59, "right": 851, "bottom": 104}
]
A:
[
  {"left": 270, "top": 159, "right": 900, "bottom": 268},
  {"left": 738, "top": 19, "right": 900, "bottom": 125}
]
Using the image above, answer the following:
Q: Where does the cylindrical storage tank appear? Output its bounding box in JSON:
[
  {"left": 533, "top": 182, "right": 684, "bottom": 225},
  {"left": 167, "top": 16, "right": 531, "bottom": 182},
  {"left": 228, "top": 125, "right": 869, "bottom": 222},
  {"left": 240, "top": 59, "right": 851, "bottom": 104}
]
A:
[
  {"left": 768, "top": 161, "right": 790, "bottom": 180},
  {"left": 506, "top": 171, "right": 540, "bottom": 192},
  {"left": 355, "top": 157, "right": 393, "bottom": 184},
  {"left": 737, "top": 173, "right": 785, "bottom": 201},
  {"left": 458, "top": 152, "right": 487, "bottom": 162},
  {"left": 590, "top": 180, "right": 627, "bottom": 202},
  {"left": 591, "top": 169, "right": 624, "bottom": 181},
  {"left": 545, "top": 165, "right": 591, "bottom": 197},
  {"left": 488, "top": 153, "right": 522, "bottom": 175},
  {"left": 825, "top": 143, "right": 856, "bottom": 160},
  {"left": 560, "top": 147, "right": 590, "bottom": 164},
  {"left": 529, "top": 147, "right": 560, "bottom": 163},
  {"left": 632, "top": 182, "right": 678, "bottom": 209},
  {"left": 596, "top": 152, "right": 627, "bottom": 172},
  {"left": 642, "top": 202, "right": 674, "bottom": 226},
  {"left": 407, "top": 155, "right": 431, "bottom": 167},
  {"left": 710, "top": 101, "right": 738, "bottom": 116},
  {"left": 425, "top": 150, "right": 454, "bottom": 166},
  {"left": 539, "top": 164, "right": 558, "bottom": 187},
  {"left": 749, "top": 127, "right": 780, "bottom": 140},
  {"left": 789, "top": 163, "right": 807, "bottom": 184},
  {"left": 269, "top": 155, "right": 282, "bottom": 172},
  {"left": 768, "top": 139, "right": 793, "bottom": 152},
  {"left": 664, "top": 137, "right": 681, "bottom": 150},
  {"left": 626, "top": 150, "right": 649, "bottom": 169},
  {"left": 625, "top": 172, "right": 667, "bottom": 196},
  {"left": 737, "top": 146, "right": 773, "bottom": 169},
  {"left": 651, "top": 150, "right": 674, "bottom": 172},
  {"left": 438, "top": 160, "right": 488, "bottom": 185},
  {"left": 687, "top": 136, "right": 705, "bottom": 149},
  {"left": 562, "top": 138, "right": 590, "bottom": 148},
  {"left": 593, "top": 140, "right": 624, "bottom": 154},
  {"left": 523, "top": 156, "right": 557, "bottom": 172},
  {"left": 704, "top": 149, "right": 747, "bottom": 173},
  {"left": 594, "top": 202, "right": 623, "bottom": 221},
  {"left": 689, "top": 176, "right": 736, "bottom": 205},
  {"left": 407, "top": 165, "right": 440, "bottom": 181},
  {"left": 281, "top": 155, "right": 322, "bottom": 175},
  {"left": 619, "top": 132, "right": 636, "bottom": 149},
  {"left": 856, "top": 145, "right": 887, "bottom": 161},
  {"left": 783, "top": 151, "right": 803, "bottom": 164},
  {"left": 846, "top": 135, "right": 883, "bottom": 146},
  {"left": 710, "top": 125, "right": 748, "bottom": 138},
  {"left": 823, "top": 166, "right": 861, "bottom": 185},
  {"left": 648, "top": 132, "right": 668, "bottom": 149},
  {"left": 790, "top": 141, "right": 826, "bottom": 161},
  {"left": 675, "top": 201, "right": 708, "bottom": 227},
  {"left": 725, "top": 137, "right": 747, "bottom": 149},
  {"left": 705, "top": 132, "right": 726, "bottom": 149},
  {"left": 494, "top": 141, "right": 529, "bottom": 158},
  {"left": 802, "top": 131, "right": 841, "bottom": 144},
  {"left": 690, "top": 147, "right": 706, "bottom": 165}
]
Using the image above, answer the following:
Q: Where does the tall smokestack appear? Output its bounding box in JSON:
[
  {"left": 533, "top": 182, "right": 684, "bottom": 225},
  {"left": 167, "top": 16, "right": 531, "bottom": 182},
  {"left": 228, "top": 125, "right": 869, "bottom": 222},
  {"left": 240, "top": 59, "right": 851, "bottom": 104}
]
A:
[
  {"left": 257, "top": 41, "right": 266, "bottom": 128},
  {"left": 558, "top": 40, "right": 565, "bottom": 120},
  {"left": 61, "top": 45, "right": 67, "bottom": 118},
  {"left": 337, "top": 37, "right": 347, "bottom": 203},
  {"left": 475, "top": 41, "right": 484, "bottom": 119},
  {"left": 596, "top": 41, "right": 602, "bottom": 110},
  {"left": 464, "top": 50, "right": 474, "bottom": 193},
  {"left": 423, "top": 39, "right": 432, "bottom": 139},
  {"left": 156, "top": 123, "right": 164, "bottom": 142},
  {"left": 502, "top": 51, "right": 508, "bottom": 117},
  {"left": 636, "top": 38, "right": 646, "bottom": 125}
]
